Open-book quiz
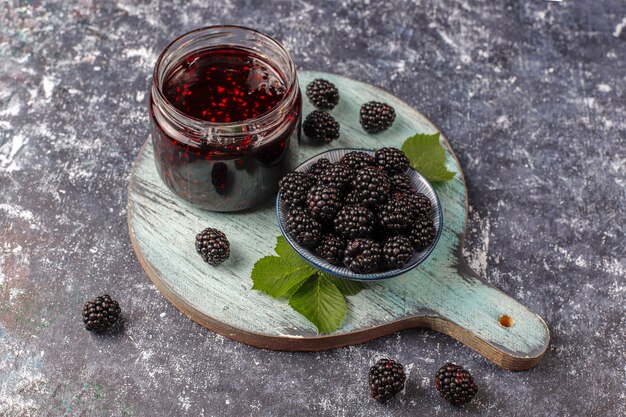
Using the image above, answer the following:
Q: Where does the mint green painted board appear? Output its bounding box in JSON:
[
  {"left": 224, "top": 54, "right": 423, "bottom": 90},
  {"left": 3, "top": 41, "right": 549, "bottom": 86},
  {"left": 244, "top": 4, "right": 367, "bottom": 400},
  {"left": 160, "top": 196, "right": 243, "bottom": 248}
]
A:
[{"left": 127, "top": 71, "right": 549, "bottom": 370}]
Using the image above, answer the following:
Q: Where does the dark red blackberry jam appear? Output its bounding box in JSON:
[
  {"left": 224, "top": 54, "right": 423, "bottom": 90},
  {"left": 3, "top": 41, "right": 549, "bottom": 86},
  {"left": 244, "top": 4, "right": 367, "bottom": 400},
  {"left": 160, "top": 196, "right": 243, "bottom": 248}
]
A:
[{"left": 150, "top": 26, "right": 301, "bottom": 211}]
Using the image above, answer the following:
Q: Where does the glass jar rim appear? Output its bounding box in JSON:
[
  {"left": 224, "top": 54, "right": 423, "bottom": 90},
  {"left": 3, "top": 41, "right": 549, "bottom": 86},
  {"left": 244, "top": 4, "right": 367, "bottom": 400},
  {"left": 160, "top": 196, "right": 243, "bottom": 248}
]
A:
[{"left": 151, "top": 25, "right": 299, "bottom": 132}]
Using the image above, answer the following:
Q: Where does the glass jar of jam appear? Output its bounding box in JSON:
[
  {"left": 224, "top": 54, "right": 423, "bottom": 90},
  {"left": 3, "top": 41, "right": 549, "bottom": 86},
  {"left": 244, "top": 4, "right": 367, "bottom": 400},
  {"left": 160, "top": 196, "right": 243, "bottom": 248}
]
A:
[{"left": 150, "top": 26, "right": 301, "bottom": 211}]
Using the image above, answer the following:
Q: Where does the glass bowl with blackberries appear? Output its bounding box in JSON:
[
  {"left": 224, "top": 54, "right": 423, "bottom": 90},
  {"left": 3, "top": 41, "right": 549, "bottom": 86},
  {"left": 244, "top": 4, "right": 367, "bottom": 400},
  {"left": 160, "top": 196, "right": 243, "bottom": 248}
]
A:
[{"left": 276, "top": 148, "right": 443, "bottom": 281}]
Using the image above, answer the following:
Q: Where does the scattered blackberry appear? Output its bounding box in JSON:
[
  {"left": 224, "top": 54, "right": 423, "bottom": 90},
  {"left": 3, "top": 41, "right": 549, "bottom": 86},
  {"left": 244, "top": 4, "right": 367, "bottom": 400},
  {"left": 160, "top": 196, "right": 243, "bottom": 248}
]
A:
[
  {"left": 435, "top": 363, "right": 478, "bottom": 406},
  {"left": 307, "top": 184, "right": 342, "bottom": 222},
  {"left": 377, "top": 199, "right": 414, "bottom": 235},
  {"left": 344, "top": 238, "right": 381, "bottom": 273},
  {"left": 317, "top": 163, "right": 354, "bottom": 192},
  {"left": 279, "top": 171, "right": 315, "bottom": 207},
  {"left": 303, "top": 110, "right": 340, "bottom": 144},
  {"left": 195, "top": 227, "right": 231, "bottom": 265},
  {"left": 351, "top": 166, "right": 391, "bottom": 209},
  {"left": 382, "top": 236, "right": 414, "bottom": 269},
  {"left": 286, "top": 207, "right": 323, "bottom": 247},
  {"left": 368, "top": 358, "right": 406, "bottom": 403},
  {"left": 334, "top": 205, "right": 375, "bottom": 239},
  {"left": 306, "top": 79, "right": 339, "bottom": 110},
  {"left": 390, "top": 173, "right": 414, "bottom": 193},
  {"left": 307, "top": 158, "right": 332, "bottom": 180},
  {"left": 340, "top": 151, "right": 375, "bottom": 171},
  {"left": 375, "top": 147, "right": 410, "bottom": 175},
  {"left": 83, "top": 294, "right": 121, "bottom": 332},
  {"left": 360, "top": 101, "right": 396, "bottom": 133},
  {"left": 315, "top": 234, "right": 345, "bottom": 265},
  {"left": 408, "top": 216, "right": 437, "bottom": 250}
]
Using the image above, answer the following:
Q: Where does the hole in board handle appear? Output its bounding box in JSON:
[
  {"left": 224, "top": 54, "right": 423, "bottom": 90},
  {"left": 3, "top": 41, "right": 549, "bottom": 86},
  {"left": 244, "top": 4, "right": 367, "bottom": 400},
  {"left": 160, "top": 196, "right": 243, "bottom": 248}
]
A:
[{"left": 499, "top": 315, "right": 515, "bottom": 328}]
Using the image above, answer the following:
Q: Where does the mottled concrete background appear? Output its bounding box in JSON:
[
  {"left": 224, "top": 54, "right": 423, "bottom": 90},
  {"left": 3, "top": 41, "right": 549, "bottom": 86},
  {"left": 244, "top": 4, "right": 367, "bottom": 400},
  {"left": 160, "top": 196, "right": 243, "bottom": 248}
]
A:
[{"left": 0, "top": 0, "right": 624, "bottom": 416}]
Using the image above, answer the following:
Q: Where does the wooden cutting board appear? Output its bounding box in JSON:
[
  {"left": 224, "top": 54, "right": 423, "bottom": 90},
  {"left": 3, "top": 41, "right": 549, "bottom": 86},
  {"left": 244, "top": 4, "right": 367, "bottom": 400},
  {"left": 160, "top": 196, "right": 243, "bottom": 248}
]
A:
[{"left": 127, "top": 71, "right": 549, "bottom": 370}]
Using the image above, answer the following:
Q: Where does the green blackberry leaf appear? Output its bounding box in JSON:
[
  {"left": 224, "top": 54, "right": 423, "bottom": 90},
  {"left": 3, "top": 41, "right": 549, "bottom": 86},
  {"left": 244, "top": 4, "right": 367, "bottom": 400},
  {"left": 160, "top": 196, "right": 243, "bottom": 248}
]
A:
[
  {"left": 251, "top": 237, "right": 316, "bottom": 298},
  {"left": 251, "top": 237, "right": 366, "bottom": 333},
  {"left": 401, "top": 132, "right": 456, "bottom": 182},
  {"left": 288, "top": 273, "right": 347, "bottom": 334},
  {"left": 322, "top": 273, "right": 366, "bottom": 296}
]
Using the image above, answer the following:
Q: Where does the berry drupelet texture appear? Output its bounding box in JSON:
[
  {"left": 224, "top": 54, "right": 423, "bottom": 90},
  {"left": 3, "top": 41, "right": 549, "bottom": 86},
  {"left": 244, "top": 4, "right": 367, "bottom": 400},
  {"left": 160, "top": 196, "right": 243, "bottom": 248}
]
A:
[
  {"left": 375, "top": 147, "right": 410, "bottom": 175},
  {"left": 315, "top": 234, "right": 346, "bottom": 265},
  {"left": 382, "top": 235, "right": 414, "bottom": 268},
  {"left": 340, "top": 151, "right": 376, "bottom": 171},
  {"left": 408, "top": 216, "right": 437, "bottom": 250},
  {"left": 83, "top": 294, "right": 121, "bottom": 332},
  {"left": 368, "top": 358, "right": 406, "bottom": 403},
  {"left": 377, "top": 198, "right": 414, "bottom": 235},
  {"left": 435, "top": 363, "right": 478, "bottom": 406},
  {"left": 403, "top": 192, "right": 432, "bottom": 218},
  {"left": 390, "top": 173, "right": 414, "bottom": 193},
  {"left": 195, "top": 227, "right": 231, "bottom": 265},
  {"left": 307, "top": 184, "right": 342, "bottom": 222},
  {"left": 285, "top": 206, "right": 323, "bottom": 247},
  {"left": 334, "top": 204, "right": 375, "bottom": 240},
  {"left": 344, "top": 238, "right": 382, "bottom": 273},
  {"left": 306, "top": 78, "right": 339, "bottom": 110},
  {"left": 317, "top": 163, "right": 355, "bottom": 192},
  {"left": 307, "top": 158, "right": 332, "bottom": 180},
  {"left": 279, "top": 171, "right": 315, "bottom": 207},
  {"left": 351, "top": 166, "right": 391, "bottom": 209},
  {"left": 360, "top": 101, "right": 396, "bottom": 133},
  {"left": 303, "top": 110, "right": 340, "bottom": 144}
]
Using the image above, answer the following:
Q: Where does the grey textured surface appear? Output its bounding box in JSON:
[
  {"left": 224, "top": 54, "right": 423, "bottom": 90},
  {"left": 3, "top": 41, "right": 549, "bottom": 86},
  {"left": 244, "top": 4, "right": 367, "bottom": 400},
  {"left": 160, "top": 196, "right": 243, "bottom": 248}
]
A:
[{"left": 0, "top": 0, "right": 624, "bottom": 416}]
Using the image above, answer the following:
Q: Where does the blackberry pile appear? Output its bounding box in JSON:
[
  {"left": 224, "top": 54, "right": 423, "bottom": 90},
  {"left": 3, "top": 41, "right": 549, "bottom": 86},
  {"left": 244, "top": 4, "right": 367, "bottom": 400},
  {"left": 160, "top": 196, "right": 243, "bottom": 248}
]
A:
[{"left": 278, "top": 148, "right": 437, "bottom": 274}]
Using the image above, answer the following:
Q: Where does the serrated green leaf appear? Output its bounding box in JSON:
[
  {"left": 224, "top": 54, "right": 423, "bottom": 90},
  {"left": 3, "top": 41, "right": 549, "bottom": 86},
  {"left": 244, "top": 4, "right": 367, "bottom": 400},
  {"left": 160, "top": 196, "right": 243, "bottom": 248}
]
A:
[
  {"left": 251, "top": 248, "right": 316, "bottom": 298},
  {"left": 288, "top": 274, "right": 347, "bottom": 334},
  {"left": 401, "top": 132, "right": 456, "bottom": 182},
  {"left": 273, "top": 236, "right": 295, "bottom": 258},
  {"left": 322, "top": 272, "right": 366, "bottom": 296}
]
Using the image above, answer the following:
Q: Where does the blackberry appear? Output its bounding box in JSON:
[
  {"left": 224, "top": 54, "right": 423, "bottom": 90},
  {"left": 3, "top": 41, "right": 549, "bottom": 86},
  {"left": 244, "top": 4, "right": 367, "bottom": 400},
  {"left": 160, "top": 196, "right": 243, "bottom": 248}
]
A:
[
  {"left": 351, "top": 166, "right": 391, "bottom": 209},
  {"left": 334, "top": 205, "right": 375, "bottom": 240},
  {"left": 404, "top": 192, "right": 432, "bottom": 218},
  {"left": 83, "top": 294, "right": 121, "bottom": 332},
  {"left": 315, "top": 234, "right": 345, "bottom": 265},
  {"left": 317, "top": 163, "right": 354, "bottom": 192},
  {"left": 382, "top": 236, "right": 414, "bottom": 269},
  {"left": 390, "top": 173, "right": 414, "bottom": 193},
  {"left": 344, "top": 238, "right": 381, "bottom": 273},
  {"left": 279, "top": 171, "right": 314, "bottom": 207},
  {"left": 306, "top": 79, "right": 339, "bottom": 110},
  {"left": 360, "top": 101, "right": 396, "bottom": 133},
  {"left": 340, "top": 151, "right": 375, "bottom": 171},
  {"left": 377, "top": 199, "right": 414, "bottom": 235},
  {"left": 307, "top": 158, "right": 332, "bottom": 180},
  {"left": 286, "top": 207, "right": 323, "bottom": 247},
  {"left": 195, "top": 227, "right": 230, "bottom": 265},
  {"left": 368, "top": 358, "right": 406, "bottom": 403},
  {"left": 375, "top": 147, "right": 410, "bottom": 175},
  {"left": 408, "top": 216, "right": 437, "bottom": 250},
  {"left": 307, "top": 184, "right": 342, "bottom": 222},
  {"left": 435, "top": 363, "right": 478, "bottom": 406},
  {"left": 303, "top": 110, "right": 340, "bottom": 144}
]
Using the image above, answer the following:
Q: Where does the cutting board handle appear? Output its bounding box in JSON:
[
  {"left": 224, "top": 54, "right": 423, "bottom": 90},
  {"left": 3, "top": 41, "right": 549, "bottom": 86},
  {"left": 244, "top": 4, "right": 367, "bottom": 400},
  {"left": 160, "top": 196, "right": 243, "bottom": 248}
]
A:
[{"left": 411, "top": 259, "right": 550, "bottom": 370}]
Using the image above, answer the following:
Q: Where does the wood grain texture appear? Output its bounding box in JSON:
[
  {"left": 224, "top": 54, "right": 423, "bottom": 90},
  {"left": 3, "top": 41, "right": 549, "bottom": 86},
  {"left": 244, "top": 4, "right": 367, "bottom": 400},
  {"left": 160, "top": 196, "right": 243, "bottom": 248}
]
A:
[{"left": 127, "top": 71, "right": 549, "bottom": 370}]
